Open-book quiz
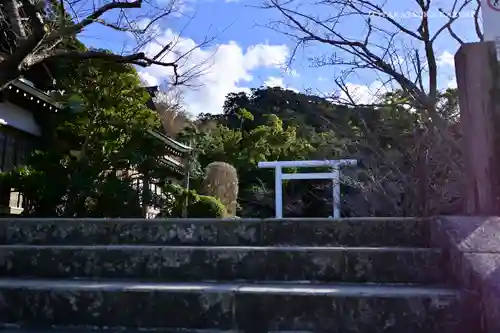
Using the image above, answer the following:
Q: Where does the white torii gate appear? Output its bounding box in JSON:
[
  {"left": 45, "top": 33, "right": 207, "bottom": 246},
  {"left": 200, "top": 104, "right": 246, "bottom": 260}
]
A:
[{"left": 258, "top": 160, "right": 357, "bottom": 218}]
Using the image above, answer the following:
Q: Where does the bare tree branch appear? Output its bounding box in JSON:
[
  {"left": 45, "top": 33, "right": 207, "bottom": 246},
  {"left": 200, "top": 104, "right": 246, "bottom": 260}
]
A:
[
  {"left": 474, "top": 0, "right": 483, "bottom": 41},
  {"left": 3, "top": 0, "right": 27, "bottom": 39},
  {"left": 263, "top": 0, "right": 476, "bottom": 132},
  {"left": 433, "top": 0, "right": 467, "bottom": 40},
  {"left": 19, "top": 0, "right": 45, "bottom": 37},
  {"left": 0, "top": 0, "right": 211, "bottom": 89},
  {"left": 47, "top": 0, "right": 142, "bottom": 41},
  {"left": 436, "top": 0, "right": 472, "bottom": 45},
  {"left": 267, "top": 0, "right": 433, "bottom": 109}
]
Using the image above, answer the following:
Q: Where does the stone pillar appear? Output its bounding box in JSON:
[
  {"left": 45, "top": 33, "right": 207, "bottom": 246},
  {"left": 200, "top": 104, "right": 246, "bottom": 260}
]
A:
[{"left": 455, "top": 42, "right": 500, "bottom": 215}]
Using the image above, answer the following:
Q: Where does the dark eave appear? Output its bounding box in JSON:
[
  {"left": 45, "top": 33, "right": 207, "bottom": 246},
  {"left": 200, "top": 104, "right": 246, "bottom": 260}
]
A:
[
  {"left": 159, "top": 156, "right": 184, "bottom": 175},
  {"left": 146, "top": 129, "right": 193, "bottom": 154},
  {"left": 5, "top": 78, "right": 61, "bottom": 111},
  {"left": 145, "top": 86, "right": 159, "bottom": 111},
  {"left": 145, "top": 86, "right": 159, "bottom": 97}
]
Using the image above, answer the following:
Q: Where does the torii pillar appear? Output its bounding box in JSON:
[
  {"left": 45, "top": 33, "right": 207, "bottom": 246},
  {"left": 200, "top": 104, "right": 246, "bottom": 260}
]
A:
[{"left": 455, "top": 41, "right": 500, "bottom": 215}]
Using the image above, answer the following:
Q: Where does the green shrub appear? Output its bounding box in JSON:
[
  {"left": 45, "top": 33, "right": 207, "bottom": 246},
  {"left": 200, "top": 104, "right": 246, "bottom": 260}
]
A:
[
  {"left": 164, "top": 188, "right": 227, "bottom": 218},
  {"left": 188, "top": 195, "right": 227, "bottom": 218}
]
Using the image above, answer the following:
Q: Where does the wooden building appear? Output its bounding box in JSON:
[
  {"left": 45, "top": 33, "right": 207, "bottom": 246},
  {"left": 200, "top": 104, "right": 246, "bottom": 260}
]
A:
[
  {"left": 0, "top": 80, "right": 192, "bottom": 217},
  {"left": 0, "top": 78, "right": 61, "bottom": 214},
  {"left": 135, "top": 86, "right": 193, "bottom": 218}
]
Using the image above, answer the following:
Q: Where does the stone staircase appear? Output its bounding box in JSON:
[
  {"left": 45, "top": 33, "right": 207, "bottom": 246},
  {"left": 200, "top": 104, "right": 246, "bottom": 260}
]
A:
[{"left": 0, "top": 218, "right": 481, "bottom": 332}]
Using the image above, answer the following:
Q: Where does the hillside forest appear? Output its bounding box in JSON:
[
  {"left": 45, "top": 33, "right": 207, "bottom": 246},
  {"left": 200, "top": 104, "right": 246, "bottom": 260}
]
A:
[
  {"left": 0, "top": 56, "right": 462, "bottom": 218},
  {"left": 0, "top": 0, "right": 470, "bottom": 218}
]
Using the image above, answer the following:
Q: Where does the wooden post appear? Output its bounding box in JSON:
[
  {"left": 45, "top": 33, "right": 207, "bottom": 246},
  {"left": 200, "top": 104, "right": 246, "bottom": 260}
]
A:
[{"left": 455, "top": 42, "right": 500, "bottom": 215}]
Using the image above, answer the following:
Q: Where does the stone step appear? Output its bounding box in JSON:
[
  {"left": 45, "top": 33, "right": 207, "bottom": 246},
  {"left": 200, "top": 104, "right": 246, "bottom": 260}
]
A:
[
  {"left": 0, "top": 245, "right": 446, "bottom": 284},
  {"left": 0, "top": 217, "right": 430, "bottom": 247},
  {"left": 1, "top": 329, "right": 382, "bottom": 333},
  {"left": 1, "top": 330, "right": 243, "bottom": 333},
  {"left": 0, "top": 279, "right": 475, "bottom": 333},
  {"left": 3, "top": 327, "right": 326, "bottom": 333}
]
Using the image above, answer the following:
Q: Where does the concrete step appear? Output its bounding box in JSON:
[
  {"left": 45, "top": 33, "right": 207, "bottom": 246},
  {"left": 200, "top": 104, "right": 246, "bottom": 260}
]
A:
[
  {"left": 0, "top": 217, "right": 430, "bottom": 247},
  {"left": 0, "top": 279, "right": 475, "bottom": 333},
  {"left": 0, "top": 245, "right": 446, "bottom": 284}
]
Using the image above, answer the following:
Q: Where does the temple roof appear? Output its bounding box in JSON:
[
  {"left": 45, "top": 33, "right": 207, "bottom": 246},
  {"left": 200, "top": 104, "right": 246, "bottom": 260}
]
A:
[
  {"left": 145, "top": 86, "right": 159, "bottom": 111},
  {"left": 145, "top": 86, "right": 160, "bottom": 97},
  {"left": 143, "top": 86, "right": 192, "bottom": 154},
  {"left": 3, "top": 78, "right": 61, "bottom": 111},
  {"left": 146, "top": 129, "right": 193, "bottom": 154},
  {"left": 159, "top": 155, "right": 184, "bottom": 175}
]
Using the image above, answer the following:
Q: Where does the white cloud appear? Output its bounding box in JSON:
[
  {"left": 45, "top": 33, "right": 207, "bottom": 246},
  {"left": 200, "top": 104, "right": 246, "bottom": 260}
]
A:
[
  {"left": 139, "top": 72, "right": 159, "bottom": 86},
  {"left": 338, "top": 77, "right": 456, "bottom": 105},
  {"left": 446, "top": 78, "right": 457, "bottom": 89},
  {"left": 154, "top": 0, "right": 193, "bottom": 17},
  {"left": 243, "top": 44, "right": 290, "bottom": 69},
  {"left": 339, "top": 81, "right": 389, "bottom": 104},
  {"left": 140, "top": 29, "right": 289, "bottom": 115},
  {"left": 264, "top": 76, "right": 285, "bottom": 88},
  {"left": 263, "top": 76, "right": 299, "bottom": 92},
  {"left": 284, "top": 68, "right": 299, "bottom": 77},
  {"left": 437, "top": 51, "right": 454, "bottom": 67}
]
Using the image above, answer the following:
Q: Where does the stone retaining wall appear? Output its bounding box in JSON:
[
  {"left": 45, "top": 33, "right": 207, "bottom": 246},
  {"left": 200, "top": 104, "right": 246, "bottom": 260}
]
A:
[{"left": 430, "top": 216, "right": 500, "bottom": 333}]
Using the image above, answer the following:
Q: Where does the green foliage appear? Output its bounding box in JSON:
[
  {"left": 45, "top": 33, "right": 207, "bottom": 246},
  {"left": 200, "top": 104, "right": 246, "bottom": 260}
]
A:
[
  {"left": 5, "top": 53, "right": 458, "bottom": 219},
  {"left": 236, "top": 108, "right": 254, "bottom": 122},
  {"left": 190, "top": 86, "right": 459, "bottom": 218},
  {"left": 0, "top": 151, "right": 69, "bottom": 216},
  {"left": 191, "top": 104, "right": 327, "bottom": 217},
  {"left": 202, "top": 162, "right": 239, "bottom": 217},
  {"left": 0, "top": 150, "right": 144, "bottom": 217},
  {"left": 188, "top": 195, "right": 227, "bottom": 218},
  {"left": 219, "top": 87, "right": 352, "bottom": 135},
  {"left": 2, "top": 54, "right": 168, "bottom": 217},
  {"left": 164, "top": 186, "right": 227, "bottom": 218}
]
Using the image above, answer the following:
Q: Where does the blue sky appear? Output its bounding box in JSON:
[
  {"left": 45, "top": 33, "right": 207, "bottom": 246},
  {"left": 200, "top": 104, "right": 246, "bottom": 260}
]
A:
[{"left": 78, "top": 0, "right": 482, "bottom": 115}]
